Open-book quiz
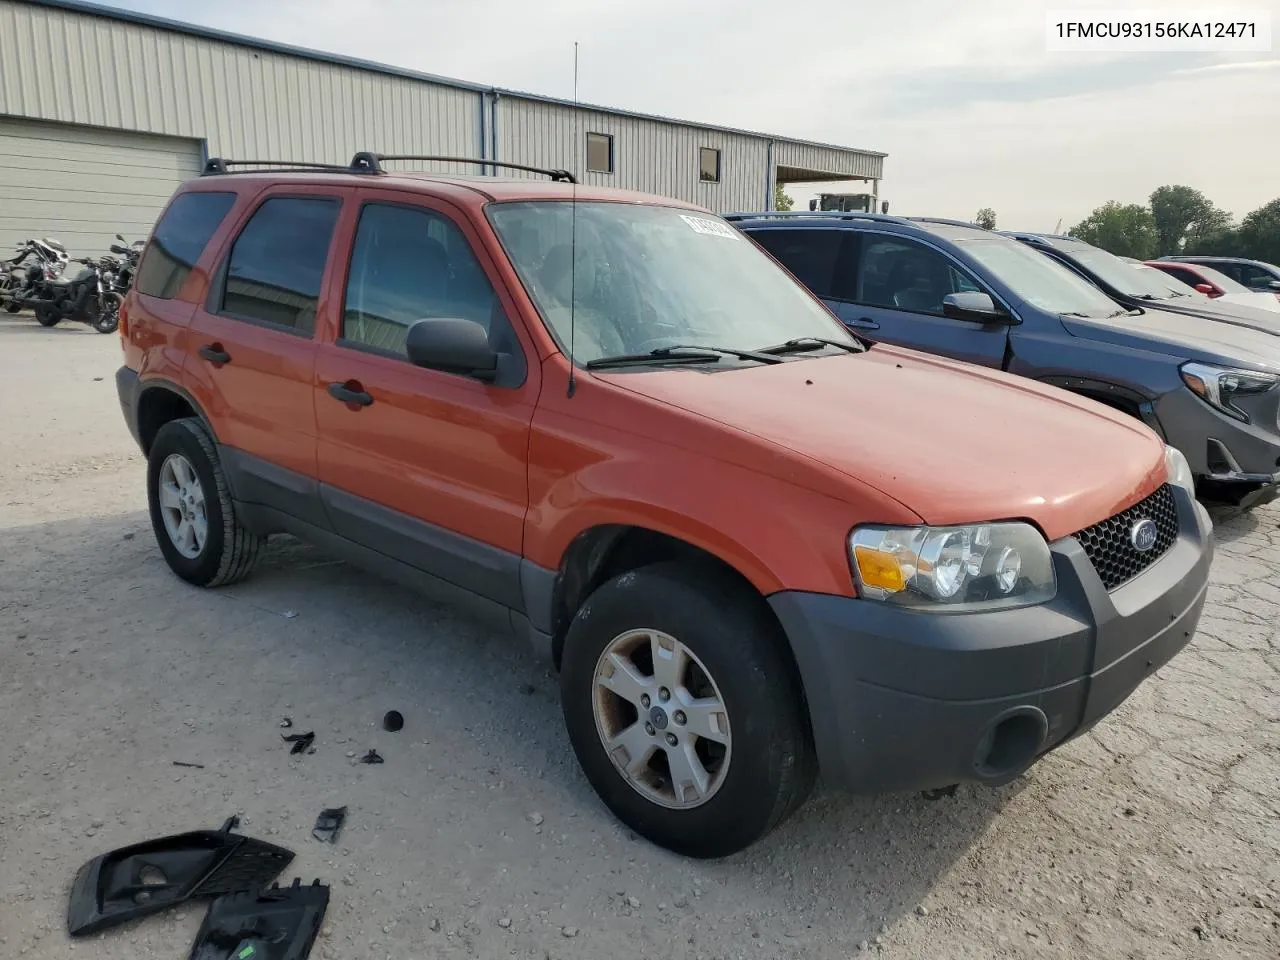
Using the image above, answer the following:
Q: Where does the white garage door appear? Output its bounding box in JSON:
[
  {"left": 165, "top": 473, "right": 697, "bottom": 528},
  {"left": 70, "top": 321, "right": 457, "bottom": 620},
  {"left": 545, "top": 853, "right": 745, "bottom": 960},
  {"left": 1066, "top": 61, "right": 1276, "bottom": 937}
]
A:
[{"left": 0, "top": 117, "right": 202, "bottom": 259}]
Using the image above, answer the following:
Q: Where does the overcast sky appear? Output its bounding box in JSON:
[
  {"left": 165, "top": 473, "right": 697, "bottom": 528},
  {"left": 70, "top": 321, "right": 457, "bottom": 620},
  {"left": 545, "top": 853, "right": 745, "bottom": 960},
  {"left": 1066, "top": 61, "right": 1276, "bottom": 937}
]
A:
[{"left": 107, "top": 0, "right": 1278, "bottom": 230}]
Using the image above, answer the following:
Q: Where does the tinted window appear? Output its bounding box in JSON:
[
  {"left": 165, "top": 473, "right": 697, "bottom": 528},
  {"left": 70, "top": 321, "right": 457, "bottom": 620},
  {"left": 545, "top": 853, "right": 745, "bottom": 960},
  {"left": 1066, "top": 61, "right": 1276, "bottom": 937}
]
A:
[
  {"left": 135, "top": 192, "right": 236, "bottom": 299},
  {"left": 750, "top": 229, "right": 845, "bottom": 300},
  {"left": 858, "top": 237, "right": 982, "bottom": 315},
  {"left": 1238, "top": 264, "right": 1278, "bottom": 288},
  {"left": 343, "top": 203, "right": 513, "bottom": 358},
  {"left": 699, "top": 148, "right": 721, "bottom": 183},
  {"left": 220, "top": 197, "right": 339, "bottom": 332},
  {"left": 586, "top": 133, "right": 613, "bottom": 174}
]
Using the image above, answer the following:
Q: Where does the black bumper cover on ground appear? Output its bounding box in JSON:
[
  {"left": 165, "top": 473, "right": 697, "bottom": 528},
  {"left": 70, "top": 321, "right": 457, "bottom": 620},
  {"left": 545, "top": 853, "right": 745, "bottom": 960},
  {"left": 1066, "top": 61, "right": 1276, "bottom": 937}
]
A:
[{"left": 770, "top": 485, "right": 1213, "bottom": 794}]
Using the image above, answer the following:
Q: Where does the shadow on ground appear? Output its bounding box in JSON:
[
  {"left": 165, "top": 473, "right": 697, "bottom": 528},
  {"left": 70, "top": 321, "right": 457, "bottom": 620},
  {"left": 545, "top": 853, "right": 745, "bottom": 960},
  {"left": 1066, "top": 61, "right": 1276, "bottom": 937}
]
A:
[{"left": 0, "top": 508, "right": 1018, "bottom": 956}]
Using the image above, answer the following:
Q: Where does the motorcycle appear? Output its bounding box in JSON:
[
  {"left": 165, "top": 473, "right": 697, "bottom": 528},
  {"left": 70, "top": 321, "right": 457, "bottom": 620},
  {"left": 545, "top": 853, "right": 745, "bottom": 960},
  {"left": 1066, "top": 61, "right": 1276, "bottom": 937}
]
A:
[
  {"left": 93, "top": 235, "right": 144, "bottom": 332},
  {"left": 28, "top": 255, "right": 120, "bottom": 334},
  {"left": 0, "top": 237, "right": 70, "bottom": 314}
]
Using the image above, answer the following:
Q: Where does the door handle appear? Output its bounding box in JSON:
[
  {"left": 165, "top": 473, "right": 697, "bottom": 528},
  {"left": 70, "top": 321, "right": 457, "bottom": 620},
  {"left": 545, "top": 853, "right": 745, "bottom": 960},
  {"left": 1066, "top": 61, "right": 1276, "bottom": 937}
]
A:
[
  {"left": 847, "top": 318, "right": 880, "bottom": 330},
  {"left": 199, "top": 343, "right": 231, "bottom": 366},
  {"left": 327, "top": 381, "right": 374, "bottom": 407}
]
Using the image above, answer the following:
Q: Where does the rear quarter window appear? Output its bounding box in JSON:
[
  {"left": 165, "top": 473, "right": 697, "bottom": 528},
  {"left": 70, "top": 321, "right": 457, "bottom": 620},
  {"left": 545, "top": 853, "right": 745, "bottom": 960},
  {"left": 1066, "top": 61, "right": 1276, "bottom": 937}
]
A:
[{"left": 135, "top": 192, "right": 237, "bottom": 300}]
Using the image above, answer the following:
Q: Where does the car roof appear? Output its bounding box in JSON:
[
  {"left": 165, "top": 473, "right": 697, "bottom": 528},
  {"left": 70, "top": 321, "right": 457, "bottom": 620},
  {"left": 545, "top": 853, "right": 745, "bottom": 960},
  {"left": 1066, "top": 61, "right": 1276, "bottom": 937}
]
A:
[
  {"left": 726, "top": 212, "right": 997, "bottom": 242},
  {"left": 184, "top": 170, "right": 708, "bottom": 213},
  {"left": 1163, "top": 255, "right": 1279, "bottom": 269}
]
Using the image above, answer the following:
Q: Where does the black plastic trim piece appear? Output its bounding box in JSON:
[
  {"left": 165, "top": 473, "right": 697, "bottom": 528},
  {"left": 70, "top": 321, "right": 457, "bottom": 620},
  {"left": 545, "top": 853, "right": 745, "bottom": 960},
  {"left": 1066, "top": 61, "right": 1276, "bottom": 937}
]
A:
[
  {"left": 188, "top": 878, "right": 330, "bottom": 960},
  {"left": 217, "top": 447, "right": 330, "bottom": 531},
  {"left": 67, "top": 819, "right": 294, "bottom": 937}
]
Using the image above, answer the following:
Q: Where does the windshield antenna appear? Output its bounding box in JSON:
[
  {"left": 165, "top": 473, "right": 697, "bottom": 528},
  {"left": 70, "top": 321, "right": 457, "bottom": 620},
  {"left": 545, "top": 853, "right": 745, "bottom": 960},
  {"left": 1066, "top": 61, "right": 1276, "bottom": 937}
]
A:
[{"left": 566, "top": 40, "right": 580, "bottom": 399}]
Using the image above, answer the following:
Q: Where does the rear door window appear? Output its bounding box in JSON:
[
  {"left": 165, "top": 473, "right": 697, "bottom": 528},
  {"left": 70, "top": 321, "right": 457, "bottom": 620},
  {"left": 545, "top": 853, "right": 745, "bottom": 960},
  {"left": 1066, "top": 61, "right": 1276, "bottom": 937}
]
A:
[
  {"left": 1237, "top": 264, "right": 1277, "bottom": 289},
  {"left": 135, "top": 192, "right": 236, "bottom": 299},
  {"left": 749, "top": 229, "right": 846, "bottom": 299},
  {"left": 217, "top": 197, "right": 340, "bottom": 334}
]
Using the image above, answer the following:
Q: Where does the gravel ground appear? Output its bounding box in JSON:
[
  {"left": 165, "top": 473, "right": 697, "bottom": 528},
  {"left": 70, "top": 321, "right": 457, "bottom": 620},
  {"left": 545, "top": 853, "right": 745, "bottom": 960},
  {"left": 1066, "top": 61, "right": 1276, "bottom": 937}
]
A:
[{"left": 1, "top": 314, "right": 1277, "bottom": 960}]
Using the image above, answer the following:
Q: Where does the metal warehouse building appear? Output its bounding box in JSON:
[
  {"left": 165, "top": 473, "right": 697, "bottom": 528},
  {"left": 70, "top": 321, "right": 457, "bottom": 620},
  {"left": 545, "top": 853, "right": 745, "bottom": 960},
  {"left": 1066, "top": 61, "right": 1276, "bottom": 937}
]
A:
[{"left": 0, "top": 0, "right": 885, "bottom": 255}]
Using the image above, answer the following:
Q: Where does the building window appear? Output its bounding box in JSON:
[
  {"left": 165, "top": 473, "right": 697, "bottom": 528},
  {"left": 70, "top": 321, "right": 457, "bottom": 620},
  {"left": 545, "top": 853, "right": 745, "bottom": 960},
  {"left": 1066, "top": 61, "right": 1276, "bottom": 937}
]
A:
[
  {"left": 586, "top": 132, "right": 613, "bottom": 174},
  {"left": 699, "top": 147, "right": 721, "bottom": 183}
]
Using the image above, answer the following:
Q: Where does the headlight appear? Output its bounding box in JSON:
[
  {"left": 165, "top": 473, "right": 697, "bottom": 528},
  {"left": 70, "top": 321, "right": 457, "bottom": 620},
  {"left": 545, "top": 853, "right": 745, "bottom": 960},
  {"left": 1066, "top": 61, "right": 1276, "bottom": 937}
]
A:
[
  {"left": 850, "top": 522, "right": 1056, "bottom": 611},
  {"left": 1180, "top": 362, "right": 1279, "bottom": 423},
  {"left": 1164, "top": 444, "right": 1195, "bottom": 493}
]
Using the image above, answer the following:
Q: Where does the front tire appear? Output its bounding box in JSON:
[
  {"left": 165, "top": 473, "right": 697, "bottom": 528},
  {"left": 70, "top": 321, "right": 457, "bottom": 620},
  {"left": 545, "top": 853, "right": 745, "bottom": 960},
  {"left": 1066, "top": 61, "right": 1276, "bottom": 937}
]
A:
[
  {"left": 560, "top": 561, "right": 816, "bottom": 858},
  {"left": 147, "top": 418, "right": 261, "bottom": 587},
  {"left": 92, "top": 294, "right": 120, "bottom": 334},
  {"left": 35, "top": 307, "right": 59, "bottom": 327}
]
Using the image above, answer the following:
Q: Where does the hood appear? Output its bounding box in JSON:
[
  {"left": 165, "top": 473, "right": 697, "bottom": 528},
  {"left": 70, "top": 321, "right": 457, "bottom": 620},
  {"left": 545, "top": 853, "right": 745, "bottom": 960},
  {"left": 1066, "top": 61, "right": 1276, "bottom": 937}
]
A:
[
  {"left": 1139, "top": 293, "right": 1280, "bottom": 334},
  {"left": 1217, "top": 292, "right": 1280, "bottom": 314},
  {"left": 597, "top": 347, "right": 1165, "bottom": 542},
  {"left": 1064, "top": 306, "right": 1280, "bottom": 373}
]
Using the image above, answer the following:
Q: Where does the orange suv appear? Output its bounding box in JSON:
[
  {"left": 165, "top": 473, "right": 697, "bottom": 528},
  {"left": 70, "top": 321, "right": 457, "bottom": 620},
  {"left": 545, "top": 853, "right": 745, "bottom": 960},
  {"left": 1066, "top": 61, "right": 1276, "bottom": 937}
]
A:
[{"left": 116, "top": 153, "right": 1213, "bottom": 857}]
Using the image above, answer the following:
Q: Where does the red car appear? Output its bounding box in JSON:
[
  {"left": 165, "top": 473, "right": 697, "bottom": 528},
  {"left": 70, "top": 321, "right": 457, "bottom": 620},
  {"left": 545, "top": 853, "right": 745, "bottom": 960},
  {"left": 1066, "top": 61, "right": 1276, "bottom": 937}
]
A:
[{"left": 1146, "top": 260, "right": 1280, "bottom": 313}]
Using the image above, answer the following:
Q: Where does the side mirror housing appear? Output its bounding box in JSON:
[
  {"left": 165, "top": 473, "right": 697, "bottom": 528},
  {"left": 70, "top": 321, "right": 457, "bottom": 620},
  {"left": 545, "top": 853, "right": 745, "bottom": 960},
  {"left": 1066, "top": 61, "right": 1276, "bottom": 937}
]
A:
[
  {"left": 1194, "top": 283, "right": 1216, "bottom": 295},
  {"left": 405, "top": 318, "right": 498, "bottom": 381},
  {"left": 1267, "top": 280, "right": 1280, "bottom": 291},
  {"left": 942, "top": 291, "right": 1008, "bottom": 323}
]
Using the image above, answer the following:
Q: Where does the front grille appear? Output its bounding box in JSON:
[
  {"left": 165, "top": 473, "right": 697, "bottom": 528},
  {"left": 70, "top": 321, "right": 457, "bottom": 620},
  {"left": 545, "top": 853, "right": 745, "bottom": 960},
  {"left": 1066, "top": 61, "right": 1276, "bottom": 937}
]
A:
[{"left": 1073, "top": 484, "right": 1178, "bottom": 590}]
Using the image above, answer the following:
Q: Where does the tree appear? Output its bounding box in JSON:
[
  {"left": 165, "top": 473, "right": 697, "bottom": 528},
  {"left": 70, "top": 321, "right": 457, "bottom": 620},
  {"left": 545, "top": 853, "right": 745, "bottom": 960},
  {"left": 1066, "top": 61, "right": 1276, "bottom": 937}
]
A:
[
  {"left": 1069, "top": 202, "right": 1158, "bottom": 259},
  {"left": 1236, "top": 199, "right": 1280, "bottom": 265},
  {"left": 975, "top": 207, "right": 997, "bottom": 230},
  {"left": 1149, "top": 185, "right": 1232, "bottom": 255},
  {"left": 774, "top": 184, "right": 794, "bottom": 211}
]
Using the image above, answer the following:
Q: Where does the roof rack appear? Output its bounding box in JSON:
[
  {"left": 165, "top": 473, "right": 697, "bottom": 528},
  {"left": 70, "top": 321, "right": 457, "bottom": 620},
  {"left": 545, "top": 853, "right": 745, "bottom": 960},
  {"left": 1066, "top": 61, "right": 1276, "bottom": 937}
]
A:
[
  {"left": 907, "top": 217, "right": 983, "bottom": 229},
  {"left": 201, "top": 158, "right": 354, "bottom": 176},
  {"left": 723, "top": 211, "right": 915, "bottom": 227},
  {"left": 201, "top": 153, "right": 577, "bottom": 182},
  {"left": 351, "top": 152, "right": 576, "bottom": 182}
]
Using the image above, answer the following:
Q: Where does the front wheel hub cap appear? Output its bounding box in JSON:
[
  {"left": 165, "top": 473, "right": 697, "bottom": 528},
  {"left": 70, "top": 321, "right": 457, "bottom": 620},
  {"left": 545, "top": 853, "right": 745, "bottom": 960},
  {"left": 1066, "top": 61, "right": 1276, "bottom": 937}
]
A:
[{"left": 592, "top": 628, "right": 732, "bottom": 810}]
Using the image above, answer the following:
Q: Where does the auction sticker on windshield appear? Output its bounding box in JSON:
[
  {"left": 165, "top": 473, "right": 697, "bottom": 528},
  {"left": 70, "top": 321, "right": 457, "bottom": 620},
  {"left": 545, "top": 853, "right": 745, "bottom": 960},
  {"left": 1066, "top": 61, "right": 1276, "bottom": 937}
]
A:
[{"left": 679, "top": 215, "right": 741, "bottom": 240}]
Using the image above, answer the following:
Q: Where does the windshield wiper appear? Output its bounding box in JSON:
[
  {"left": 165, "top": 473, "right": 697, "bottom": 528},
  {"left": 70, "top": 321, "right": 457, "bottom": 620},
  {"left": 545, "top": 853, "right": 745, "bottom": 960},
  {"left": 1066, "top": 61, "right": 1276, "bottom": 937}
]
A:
[
  {"left": 756, "top": 337, "right": 865, "bottom": 356},
  {"left": 584, "top": 344, "right": 784, "bottom": 370},
  {"left": 1106, "top": 307, "right": 1144, "bottom": 318}
]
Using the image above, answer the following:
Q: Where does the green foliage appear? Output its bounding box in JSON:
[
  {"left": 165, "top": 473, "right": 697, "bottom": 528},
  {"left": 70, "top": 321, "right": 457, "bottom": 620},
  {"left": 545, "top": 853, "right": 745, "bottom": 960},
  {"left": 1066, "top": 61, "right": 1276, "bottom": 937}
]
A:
[
  {"left": 1149, "top": 185, "right": 1228, "bottom": 255},
  {"left": 1236, "top": 200, "right": 1280, "bottom": 266},
  {"left": 1069, "top": 202, "right": 1158, "bottom": 259},
  {"left": 774, "top": 184, "right": 794, "bottom": 212},
  {"left": 975, "top": 207, "right": 997, "bottom": 230}
]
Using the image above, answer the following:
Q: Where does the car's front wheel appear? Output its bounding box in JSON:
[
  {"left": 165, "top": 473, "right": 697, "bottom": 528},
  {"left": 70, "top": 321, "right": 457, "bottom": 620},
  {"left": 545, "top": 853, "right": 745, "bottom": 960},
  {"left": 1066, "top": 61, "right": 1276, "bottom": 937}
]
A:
[
  {"left": 147, "top": 417, "right": 261, "bottom": 587},
  {"left": 560, "top": 561, "right": 815, "bottom": 858}
]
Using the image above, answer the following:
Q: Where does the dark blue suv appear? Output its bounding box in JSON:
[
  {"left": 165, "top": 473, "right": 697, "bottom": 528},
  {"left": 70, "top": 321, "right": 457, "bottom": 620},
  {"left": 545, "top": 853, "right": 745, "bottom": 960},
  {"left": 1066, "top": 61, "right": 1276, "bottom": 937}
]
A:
[{"left": 727, "top": 211, "right": 1280, "bottom": 509}]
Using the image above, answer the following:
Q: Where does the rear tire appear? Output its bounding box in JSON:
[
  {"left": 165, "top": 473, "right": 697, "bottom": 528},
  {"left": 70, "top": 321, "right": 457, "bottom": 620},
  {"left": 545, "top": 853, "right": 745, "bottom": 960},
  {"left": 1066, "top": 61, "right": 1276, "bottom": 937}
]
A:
[
  {"left": 560, "top": 561, "right": 816, "bottom": 858},
  {"left": 147, "top": 417, "right": 262, "bottom": 587},
  {"left": 4, "top": 302, "right": 20, "bottom": 314},
  {"left": 35, "top": 308, "right": 59, "bottom": 327}
]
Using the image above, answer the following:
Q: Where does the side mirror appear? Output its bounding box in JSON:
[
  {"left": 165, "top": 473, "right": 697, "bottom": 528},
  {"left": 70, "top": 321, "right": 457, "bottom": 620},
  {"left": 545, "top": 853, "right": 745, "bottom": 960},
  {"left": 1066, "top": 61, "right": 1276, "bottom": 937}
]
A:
[
  {"left": 405, "top": 318, "right": 497, "bottom": 381},
  {"left": 1267, "top": 280, "right": 1280, "bottom": 291},
  {"left": 1194, "top": 283, "right": 1216, "bottom": 295},
  {"left": 808, "top": 200, "right": 817, "bottom": 211},
  {"left": 116, "top": 234, "right": 126, "bottom": 242},
  {"left": 942, "top": 291, "right": 1007, "bottom": 323}
]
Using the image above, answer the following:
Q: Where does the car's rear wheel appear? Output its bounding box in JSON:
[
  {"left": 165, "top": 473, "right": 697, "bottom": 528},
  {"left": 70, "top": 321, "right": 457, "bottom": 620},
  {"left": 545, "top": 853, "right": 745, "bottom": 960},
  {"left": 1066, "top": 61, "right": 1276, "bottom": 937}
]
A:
[
  {"left": 147, "top": 417, "right": 261, "bottom": 587},
  {"left": 560, "top": 561, "right": 815, "bottom": 858}
]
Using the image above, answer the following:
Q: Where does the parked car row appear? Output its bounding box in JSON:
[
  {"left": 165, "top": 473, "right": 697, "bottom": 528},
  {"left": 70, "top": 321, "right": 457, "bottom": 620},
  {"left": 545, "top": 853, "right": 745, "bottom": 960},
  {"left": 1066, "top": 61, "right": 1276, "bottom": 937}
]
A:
[
  {"left": 117, "top": 155, "right": 1216, "bottom": 859},
  {"left": 729, "top": 212, "right": 1280, "bottom": 510}
]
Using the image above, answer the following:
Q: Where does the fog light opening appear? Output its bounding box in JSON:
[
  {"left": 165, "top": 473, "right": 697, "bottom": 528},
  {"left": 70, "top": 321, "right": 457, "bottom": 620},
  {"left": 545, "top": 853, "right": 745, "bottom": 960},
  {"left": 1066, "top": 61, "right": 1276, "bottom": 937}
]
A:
[{"left": 973, "top": 708, "right": 1048, "bottom": 780}]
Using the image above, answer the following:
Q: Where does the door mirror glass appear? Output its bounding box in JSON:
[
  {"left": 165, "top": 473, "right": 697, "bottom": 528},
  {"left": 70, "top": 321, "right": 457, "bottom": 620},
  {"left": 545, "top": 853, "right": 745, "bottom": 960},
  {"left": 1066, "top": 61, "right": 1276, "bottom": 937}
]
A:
[
  {"left": 405, "top": 318, "right": 498, "bottom": 381},
  {"left": 942, "top": 291, "right": 1006, "bottom": 322}
]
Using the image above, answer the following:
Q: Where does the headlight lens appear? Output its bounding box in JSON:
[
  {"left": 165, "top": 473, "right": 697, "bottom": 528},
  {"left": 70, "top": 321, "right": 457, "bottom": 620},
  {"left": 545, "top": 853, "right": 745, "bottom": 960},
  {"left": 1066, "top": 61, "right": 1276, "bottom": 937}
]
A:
[
  {"left": 1164, "top": 444, "right": 1195, "bottom": 493},
  {"left": 1180, "top": 361, "right": 1279, "bottom": 423},
  {"left": 850, "top": 522, "right": 1056, "bottom": 611}
]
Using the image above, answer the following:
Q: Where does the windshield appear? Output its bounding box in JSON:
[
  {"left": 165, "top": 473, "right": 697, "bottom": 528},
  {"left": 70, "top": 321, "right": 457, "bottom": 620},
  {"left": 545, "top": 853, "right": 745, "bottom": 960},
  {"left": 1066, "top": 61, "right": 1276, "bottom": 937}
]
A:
[
  {"left": 956, "top": 237, "right": 1124, "bottom": 317},
  {"left": 1061, "top": 242, "right": 1183, "bottom": 299},
  {"left": 486, "top": 202, "right": 855, "bottom": 364}
]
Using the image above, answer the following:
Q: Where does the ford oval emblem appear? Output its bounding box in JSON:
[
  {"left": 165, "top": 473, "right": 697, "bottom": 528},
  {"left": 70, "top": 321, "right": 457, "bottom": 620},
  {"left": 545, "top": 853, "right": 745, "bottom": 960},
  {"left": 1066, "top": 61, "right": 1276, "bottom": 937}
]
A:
[{"left": 1130, "top": 518, "right": 1158, "bottom": 553}]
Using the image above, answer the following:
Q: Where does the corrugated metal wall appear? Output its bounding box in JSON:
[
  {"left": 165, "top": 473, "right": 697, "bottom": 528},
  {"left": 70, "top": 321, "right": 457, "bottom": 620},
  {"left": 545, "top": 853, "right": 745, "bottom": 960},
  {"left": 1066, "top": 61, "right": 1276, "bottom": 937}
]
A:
[
  {"left": 497, "top": 96, "right": 771, "bottom": 213},
  {"left": 0, "top": 0, "right": 482, "bottom": 174}
]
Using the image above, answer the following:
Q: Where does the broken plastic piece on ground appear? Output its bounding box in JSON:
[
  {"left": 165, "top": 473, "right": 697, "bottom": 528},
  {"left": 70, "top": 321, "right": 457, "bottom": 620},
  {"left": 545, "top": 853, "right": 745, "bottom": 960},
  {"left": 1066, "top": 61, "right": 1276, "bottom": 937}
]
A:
[
  {"left": 311, "top": 808, "right": 346, "bottom": 844},
  {"left": 281, "top": 732, "right": 314, "bottom": 755},
  {"left": 358, "top": 749, "right": 383, "bottom": 765},
  {"left": 66, "top": 817, "right": 293, "bottom": 936},
  {"left": 189, "top": 878, "right": 330, "bottom": 960},
  {"left": 381, "top": 710, "right": 403, "bottom": 732},
  {"left": 921, "top": 784, "right": 959, "bottom": 801},
  {"left": 173, "top": 761, "right": 206, "bottom": 769},
  {"left": 279, "top": 718, "right": 293, "bottom": 729}
]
